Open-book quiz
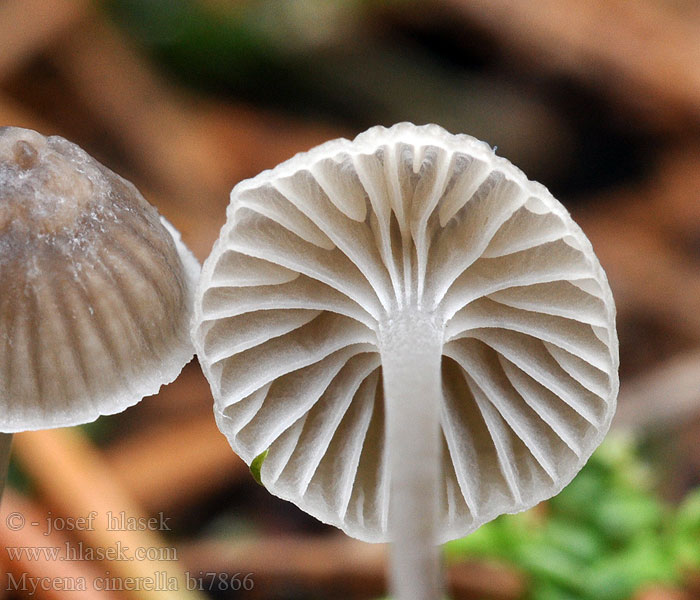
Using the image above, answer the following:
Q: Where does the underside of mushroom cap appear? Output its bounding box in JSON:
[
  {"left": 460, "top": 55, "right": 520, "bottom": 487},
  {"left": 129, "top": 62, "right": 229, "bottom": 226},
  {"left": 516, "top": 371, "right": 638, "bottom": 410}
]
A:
[
  {"left": 193, "top": 122, "right": 619, "bottom": 543},
  {"left": 0, "top": 126, "right": 200, "bottom": 432}
]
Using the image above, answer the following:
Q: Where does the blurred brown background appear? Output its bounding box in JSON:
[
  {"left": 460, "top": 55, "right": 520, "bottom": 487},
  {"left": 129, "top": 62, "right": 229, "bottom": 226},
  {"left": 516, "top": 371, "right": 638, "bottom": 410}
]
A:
[{"left": 0, "top": 1, "right": 699, "bottom": 599}]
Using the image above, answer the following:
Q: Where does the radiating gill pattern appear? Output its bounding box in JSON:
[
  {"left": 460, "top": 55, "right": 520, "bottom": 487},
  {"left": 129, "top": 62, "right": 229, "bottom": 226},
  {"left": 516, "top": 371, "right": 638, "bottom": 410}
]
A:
[
  {"left": 195, "top": 123, "right": 618, "bottom": 543},
  {"left": 0, "top": 127, "right": 199, "bottom": 432},
  {"left": 0, "top": 214, "right": 195, "bottom": 429}
]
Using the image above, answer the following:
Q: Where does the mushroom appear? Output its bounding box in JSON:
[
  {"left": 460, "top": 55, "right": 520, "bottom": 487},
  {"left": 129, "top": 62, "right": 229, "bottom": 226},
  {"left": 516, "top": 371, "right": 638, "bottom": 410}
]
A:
[
  {"left": 192, "top": 123, "right": 618, "bottom": 599},
  {"left": 0, "top": 126, "right": 199, "bottom": 483}
]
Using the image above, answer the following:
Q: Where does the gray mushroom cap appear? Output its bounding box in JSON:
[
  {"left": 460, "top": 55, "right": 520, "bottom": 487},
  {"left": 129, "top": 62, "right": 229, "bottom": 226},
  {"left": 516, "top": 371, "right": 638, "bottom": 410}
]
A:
[{"left": 0, "top": 126, "right": 200, "bottom": 432}]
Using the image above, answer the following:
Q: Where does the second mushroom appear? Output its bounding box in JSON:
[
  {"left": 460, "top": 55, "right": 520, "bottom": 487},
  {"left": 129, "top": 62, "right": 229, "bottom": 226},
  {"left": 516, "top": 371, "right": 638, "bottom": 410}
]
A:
[
  {"left": 193, "top": 123, "right": 619, "bottom": 599},
  {"left": 0, "top": 126, "right": 200, "bottom": 490}
]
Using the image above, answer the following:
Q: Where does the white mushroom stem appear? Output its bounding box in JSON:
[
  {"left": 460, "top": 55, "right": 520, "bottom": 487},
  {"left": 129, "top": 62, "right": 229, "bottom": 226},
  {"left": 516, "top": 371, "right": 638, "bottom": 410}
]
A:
[
  {"left": 380, "top": 311, "right": 443, "bottom": 600},
  {"left": 0, "top": 434, "right": 13, "bottom": 498}
]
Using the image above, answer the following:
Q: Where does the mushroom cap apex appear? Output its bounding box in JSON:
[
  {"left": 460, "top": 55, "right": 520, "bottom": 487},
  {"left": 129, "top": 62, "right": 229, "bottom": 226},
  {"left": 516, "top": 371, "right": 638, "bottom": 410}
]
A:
[{"left": 0, "top": 127, "right": 200, "bottom": 432}]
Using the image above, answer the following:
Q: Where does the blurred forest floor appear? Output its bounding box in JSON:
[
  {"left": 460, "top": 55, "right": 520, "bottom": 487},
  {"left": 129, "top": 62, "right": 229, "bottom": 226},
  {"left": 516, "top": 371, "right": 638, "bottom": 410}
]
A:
[{"left": 0, "top": 1, "right": 699, "bottom": 599}]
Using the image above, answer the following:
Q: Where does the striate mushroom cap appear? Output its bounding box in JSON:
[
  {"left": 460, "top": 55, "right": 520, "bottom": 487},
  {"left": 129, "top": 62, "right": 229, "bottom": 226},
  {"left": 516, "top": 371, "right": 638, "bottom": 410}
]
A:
[
  {"left": 0, "top": 126, "right": 200, "bottom": 432},
  {"left": 193, "top": 122, "right": 619, "bottom": 544}
]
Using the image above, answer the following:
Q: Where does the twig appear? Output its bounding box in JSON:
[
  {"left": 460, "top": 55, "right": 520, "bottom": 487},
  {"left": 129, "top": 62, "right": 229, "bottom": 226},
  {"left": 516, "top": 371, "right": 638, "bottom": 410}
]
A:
[
  {"left": 572, "top": 144, "right": 700, "bottom": 351},
  {"left": 0, "top": 489, "right": 123, "bottom": 600},
  {"left": 0, "top": 0, "right": 89, "bottom": 80},
  {"left": 576, "top": 205, "right": 700, "bottom": 343},
  {"left": 50, "top": 17, "right": 231, "bottom": 202},
  {"left": 438, "top": 0, "right": 700, "bottom": 128},
  {"left": 46, "top": 15, "right": 344, "bottom": 260},
  {"left": 0, "top": 92, "right": 53, "bottom": 131},
  {"left": 105, "top": 415, "right": 247, "bottom": 514},
  {"left": 12, "top": 428, "right": 207, "bottom": 600},
  {"left": 614, "top": 349, "right": 700, "bottom": 431}
]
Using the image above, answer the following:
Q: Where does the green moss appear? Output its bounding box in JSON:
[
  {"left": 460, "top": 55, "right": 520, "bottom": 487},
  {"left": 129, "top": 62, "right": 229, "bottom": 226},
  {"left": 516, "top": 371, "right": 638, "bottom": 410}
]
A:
[{"left": 445, "top": 435, "right": 698, "bottom": 600}]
